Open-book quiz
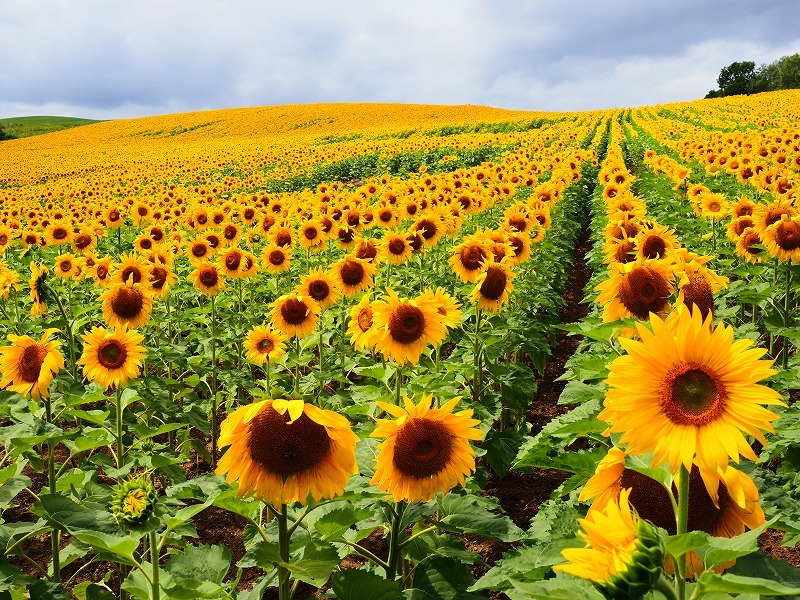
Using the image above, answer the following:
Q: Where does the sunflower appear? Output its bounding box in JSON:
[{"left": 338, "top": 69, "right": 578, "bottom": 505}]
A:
[
  {"left": 54, "top": 253, "right": 80, "bottom": 280},
  {"left": 296, "top": 268, "right": 341, "bottom": 310},
  {"left": 215, "top": 398, "right": 358, "bottom": 505},
  {"left": 352, "top": 238, "right": 379, "bottom": 264},
  {"left": 298, "top": 220, "right": 327, "bottom": 251},
  {"left": 72, "top": 229, "right": 96, "bottom": 255},
  {"left": 380, "top": 232, "right": 413, "bottom": 265},
  {"left": 99, "top": 282, "right": 153, "bottom": 329},
  {"left": 333, "top": 257, "right": 375, "bottom": 298},
  {"left": 0, "top": 263, "right": 20, "bottom": 299},
  {"left": 147, "top": 262, "right": 175, "bottom": 299},
  {"left": 29, "top": 262, "right": 49, "bottom": 317},
  {"left": 0, "top": 329, "right": 64, "bottom": 400},
  {"left": 189, "top": 262, "right": 225, "bottom": 296},
  {"left": 114, "top": 253, "right": 148, "bottom": 286},
  {"left": 78, "top": 325, "right": 146, "bottom": 389},
  {"left": 417, "top": 288, "right": 462, "bottom": 329},
  {"left": 217, "top": 247, "right": 248, "bottom": 279},
  {"left": 697, "top": 193, "right": 730, "bottom": 220},
  {"left": 763, "top": 216, "right": 800, "bottom": 262},
  {"left": 726, "top": 215, "right": 755, "bottom": 241},
  {"left": 262, "top": 244, "right": 292, "bottom": 273},
  {"left": 674, "top": 261, "right": 728, "bottom": 320},
  {"left": 600, "top": 308, "right": 784, "bottom": 474},
  {"left": 221, "top": 222, "right": 241, "bottom": 246},
  {"left": 272, "top": 293, "right": 319, "bottom": 340},
  {"left": 186, "top": 237, "right": 213, "bottom": 265},
  {"left": 735, "top": 228, "right": 768, "bottom": 263},
  {"left": 731, "top": 196, "right": 756, "bottom": 218},
  {"left": 43, "top": 222, "right": 72, "bottom": 246},
  {"left": 505, "top": 230, "right": 532, "bottom": 265},
  {"left": 370, "top": 395, "right": 483, "bottom": 502},
  {"left": 555, "top": 489, "right": 664, "bottom": 598},
  {"left": 371, "top": 289, "right": 447, "bottom": 365},
  {"left": 105, "top": 207, "right": 124, "bottom": 229},
  {"left": 347, "top": 293, "right": 377, "bottom": 351},
  {"left": 90, "top": 257, "right": 115, "bottom": 288},
  {"left": 450, "top": 239, "right": 491, "bottom": 283},
  {"left": 471, "top": 261, "right": 515, "bottom": 313},
  {"left": 581, "top": 448, "right": 765, "bottom": 577},
  {"left": 594, "top": 260, "right": 673, "bottom": 324},
  {"left": 243, "top": 325, "right": 287, "bottom": 365},
  {"left": 634, "top": 224, "right": 676, "bottom": 261}
]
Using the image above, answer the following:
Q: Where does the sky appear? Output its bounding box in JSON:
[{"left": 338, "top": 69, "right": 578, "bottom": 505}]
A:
[{"left": 1, "top": 0, "right": 799, "bottom": 120}]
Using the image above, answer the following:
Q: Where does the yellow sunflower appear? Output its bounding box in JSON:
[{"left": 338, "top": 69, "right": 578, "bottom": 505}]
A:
[
  {"left": 380, "top": 232, "right": 413, "bottom": 265},
  {"left": 594, "top": 260, "right": 674, "bottom": 324},
  {"left": 54, "top": 253, "right": 79, "bottom": 280},
  {"left": 333, "top": 257, "right": 376, "bottom": 298},
  {"left": 763, "top": 216, "right": 800, "bottom": 262},
  {"left": 114, "top": 252, "right": 148, "bottom": 286},
  {"left": 243, "top": 325, "right": 287, "bottom": 365},
  {"left": 99, "top": 282, "right": 153, "bottom": 329},
  {"left": 78, "top": 325, "right": 146, "bottom": 389},
  {"left": 370, "top": 394, "right": 483, "bottom": 502},
  {"left": 600, "top": 308, "right": 784, "bottom": 474},
  {"left": 417, "top": 288, "right": 462, "bottom": 329},
  {"left": 262, "top": 244, "right": 292, "bottom": 273},
  {"left": 371, "top": 289, "right": 447, "bottom": 365},
  {"left": 347, "top": 293, "right": 376, "bottom": 351},
  {"left": 634, "top": 224, "right": 677, "bottom": 261},
  {"left": 296, "top": 268, "right": 341, "bottom": 310},
  {"left": 189, "top": 262, "right": 225, "bottom": 296},
  {"left": 271, "top": 294, "right": 319, "bottom": 340},
  {"left": 215, "top": 398, "right": 358, "bottom": 506},
  {"left": 471, "top": 261, "right": 515, "bottom": 313},
  {"left": 450, "top": 239, "right": 491, "bottom": 283},
  {"left": 29, "top": 262, "right": 49, "bottom": 317},
  {"left": 0, "top": 329, "right": 64, "bottom": 400},
  {"left": 735, "top": 228, "right": 768, "bottom": 263}
]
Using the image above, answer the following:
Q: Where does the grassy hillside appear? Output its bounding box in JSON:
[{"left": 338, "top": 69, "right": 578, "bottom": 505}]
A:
[{"left": 0, "top": 115, "right": 101, "bottom": 139}]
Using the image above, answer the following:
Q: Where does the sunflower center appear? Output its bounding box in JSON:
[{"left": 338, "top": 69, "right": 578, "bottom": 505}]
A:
[
  {"left": 304, "top": 226, "right": 318, "bottom": 240},
  {"left": 75, "top": 234, "right": 91, "bottom": 249},
  {"left": 508, "top": 216, "right": 527, "bottom": 232},
  {"left": 53, "top": 227, "right": 68, "bottom": 240},
  {"left": 460, "top": 246, "right": 485, "bottom": 270},
  {"left": 775, "top": 221, "right": 800, "bottom": 250},
  {"left": 479, "top": 266, "right": 508, "bottom": 301},
  {"left": 257, "top": 337, "right": 274, "bottom": 353},
  {"left": 225, "top": 251, "right": 242, "bottom": 271},
  {"left": 96, "top": 265, "right": 109, "bottom": 279},
  {"left": 150, "top": 267, "right": 168, "bottom": 289},
  {"left": 281, "top": 298, "right": 309, "bottom": 325},
  {"left": 388, "top": 238, "right": 406, "bottom": 255},
  {"left": 340, "top": 261, "right": 365, "bottom": 286},
  {"left": 59, "top": 260, "right": 73, "bottom": 273},
  {"left": 249, "top": 410, "right": 331, "bottom": 478},
  {"left": 416, "top": 219, "right": 437, "bottom": 240},
  {"left": 224, "top": 225, "right": 237, "bottom": 240},
  {"left": 191, "top": 244, "right": 208, "bottom": 258},
  {"left": 614, "top": 240, "right": 636, "bottom": 264},
  {"left": 308, "top": 281, "right": 330, "bottom": 301},
  {"left": 392, "top": 417, "right": 453, "bottom": 479},
  {"left": 356, "top": 242, "right": 377, "bottom": 261},
  {"left": 18, "top": 344, "right": 48, "bottom": 382},
  {"left": 661, "top": 363, "right": 726, "bottom": 426},
  {"left": 111, "top": 287, "right": 144, "bottom": 319},
  {"left": 121, "top": 266, "right": 142, "bottom": 284},
  {"left": 357, "top": 307, "right": 373, "bottom": 332},
  {"left": 618, "top": 266, "right": 670, "bottom": 319},
  {"left": 388, "top": 305, "right": 425, "bottom": 344},
  {"left": 97, "top": 340, "right": 128, "bottom": 369},
  {"left": 269, "top": 250, "right": 286, "bottom": 266},
  {"left": 275, "top": 232, "right": 291, "bottom": 247},
  {"left": 199, "top": 267, "right": 219, "bottom": 287},
  {"left": 682, "top": 275, "right": 714, "bottom": 320},
  {"left": 641, "top": 236, "right": 666, "bottom": 259}
]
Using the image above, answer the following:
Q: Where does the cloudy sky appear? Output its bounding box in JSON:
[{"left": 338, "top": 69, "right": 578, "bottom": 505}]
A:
[{"left": 1, "top": 0, "right": 798, "bottom": 120}]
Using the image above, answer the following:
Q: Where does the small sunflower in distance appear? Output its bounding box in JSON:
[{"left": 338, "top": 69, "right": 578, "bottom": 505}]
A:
[
  {"left": 370, "top": 395, "right": 483, "bottom": 502},
  {"left": 371, "top": 289, "right": 447, "bottom": 365},
  {"left": 215, "top": 398, "right": 358, "bottom": 506},
  {"left": 600, "top": 308, "right": 784, "bottom": 474},
  {"left": 0, "top": 329, "right": 64, "bottom": 400},
  {"left": 78, "top": 325, "right": 146, "bottom": 389},
  {"left": 244, "top": 325, "right": 287, "bottom": 365}
]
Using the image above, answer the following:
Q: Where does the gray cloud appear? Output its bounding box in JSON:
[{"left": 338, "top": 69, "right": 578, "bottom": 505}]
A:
[{"left": 0, "top": 0, "right": 798, "bottom": 119}]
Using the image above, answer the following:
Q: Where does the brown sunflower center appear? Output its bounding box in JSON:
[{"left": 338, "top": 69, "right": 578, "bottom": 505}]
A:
[
  {"left": 661, "top": 363, "right": 726, "bottom": 426},
  {"left": 340, "top": 261, "right": 365, "bottom": 286},
  {"left": 775, "top": 221, "right": 800, "bottom": 251},
  {"left": 97, "top": 340, "right": 128, "bottom": 369},
  {"left": 249, "top": 410, "right": 331, "bottom": 478},
  {"left": 150, "top": 267, "right": 168, "bottom": 289},
  {"left": 479, "top": 266, "right": 508, "bottom": 301},
  {"left": 641, "top": 235, "right": 667, "bottom": 259},
  {"left": 338, "top": 228, "right": 356, "bottom": 243},
  {"left": 416, "top": 219, "right": 437, "bottom": 240},
  {"left": 59, "top": 260, "right": 73, "bottom": 273},
  {"left": 111, "top": 287, "right": 144, "bottom": 319},
  {"left": 356, "top": 242, "right": 377, "bottom": 261},
  {"left": 281, "top": 298, "right": 309, "bottom": 325},
  {"left": 388, "top": 238, "right": 407, "bottom": 255},
  {"left": 191, "top": 243, "right": 208, "bottom": 258},
  {"left": 224, "top": 225, "right": 237, "bottom": 240},
  {"left": 460, "top": 246, "right": 485, "bottom": 271},
  {"left": 388, "top": 304, "right": 425, "bottom": 344},
  {"left": 225, "top": 251, "right": 242, "bottom": 271},
  {"left": 121, "top": 266, "right": 142, "bottom": 284},
  {"left": 357, "top": 307, "right": 373, "bottom": 332},
  {"left": 392, "top": 417, "right": 453, "bottom": 479},
  {"left": 96, "top": 265, "right": 109, "bottom": 279},
  {"left": 275, "top": 232, "right": 291, "bottom": 247},
  {"left": 257, "top": 337, "right": 274, "bottom": 353},
  {"left": 379, "top": 209, "right": 393, "bottom": 222},
  {"left": 18, "top": 344, "right": 48, "bottom": 383},
  {"left": 269, "top": 250, "right": 286, "bottom": 266},
  {"left": 75, "top": 234, "right": 91, "bottom": 249},
  {"left": 734, "top": 217, "right": 754, "bottom": 236},
  {"left": 308, "top": 280, "right": 330, "bottom": 301},
  {"left": 618, "top": 266, "right": 670, "bottom": 319},
  {"left": 508, "top": 216, "right": 527, "bottom": 232},
  {"left": 199, "top": 267, "right": 219, "bottom": 288},
  {"left": 53, "top": 227, "right": 68, "bottom": 240},
  {"left": 682, "top": 275, "right": 714, "bottom": 320},
  {"left": 614, "top": 240, "right": 636, "bottom": 264},
  {"left": 304, "top": 226, "right": 318, "bottom": 240}
]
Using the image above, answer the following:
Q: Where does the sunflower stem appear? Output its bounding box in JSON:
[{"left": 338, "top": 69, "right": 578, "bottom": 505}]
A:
[
  {"left": 293, "top": 337, "right": 301, "bottom": 396},
  {"left": 44, "top": 396, "right": 61, "bottom": 583},
  {"left": 149, "top": 529, "right": 160, "bottom": 600},
  {"left": 386, "top": 500, "right": 406, "bottom": 582},
  {"left": 783, "top": 265, "right": 791, "bottom": 370},
  {"left": 656, "top": 572, "right": 680, "bottom": 600},
  {"left": 277, "top": 503, "right": 292, "bottom": 600},
  {"left": 45, "top": 283, "right": 77, "bottom": 381},
  {"left": 675, "top": 464, "right": 690, "bottom": 600},
  {"left": 210, "top": 294, "right": 218, "bottom": 468},
  {"left": 115, "top": 385, "right": 125, "bottom": 470},
  {"left": 472, "top": 309, "right": 483, "bottom": 404},
  {"left": 395, "top": 365, "right": 403, "bottom": 405}
]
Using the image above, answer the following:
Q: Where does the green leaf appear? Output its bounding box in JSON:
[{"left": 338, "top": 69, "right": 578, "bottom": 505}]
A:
[
  {"left": 697, "top": 572, "right": 800, "bottom": 596},
  {"left": 331, "top": 568, "right": 405, "bottom": 600},
  {"left": 238, "top": 538, "right": 282, "bottom": 569},
  {"left": 163, "top": 543, "right": 231, "bottom": 587},
  {"left": 470, "top": 539, "right": 581, "bottom": 592},
  {"left": 728, "top": 550, "right": 800, "bottom": 587},
  {"left": 314, "top": 506, "right": 374, "bottom": 540},
  {"left": 0, "top": 476, "right": 30, "bottom": 509},
  {"left": 435, "top": 494, "right": 523, "bottom": 542},
  {"left": 409, "top": 556, "right": 487, "bottom": 600},
  {"left": 85, "top": 584, "right": 116, "bottom": 600},
  {"left": 696, "top": 520, "right": 772, "bottom": 567},
  {"left": 483, "top": 428, "right": 525, "bottom": 478},
  {"left": 284, "top": 540, "right": 341, "bottom": 586},
  {"left": 664, "top": 531, "right": 712, "bottom": 559},
  {"left": 506, "top": 575, "right": 605, "bottom": 599}
]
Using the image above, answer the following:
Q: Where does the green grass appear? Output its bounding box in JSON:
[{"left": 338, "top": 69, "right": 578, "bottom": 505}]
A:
[{"left": 0, "top": 116, "right": 102, "bottom": 139}]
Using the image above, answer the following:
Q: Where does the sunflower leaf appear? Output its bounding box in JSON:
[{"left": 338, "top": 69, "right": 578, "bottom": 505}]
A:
[
  {"left": 331, "top": 568, "right": 404, "bottom": 600},
  {"left": 696, "top": 572, "right": 800, "bottom": 596},
  {"left": 435, "top": 494, "right": 523, "bottom": 542}
]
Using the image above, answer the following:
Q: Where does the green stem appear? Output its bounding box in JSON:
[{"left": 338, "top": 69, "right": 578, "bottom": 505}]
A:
[
  {"left": 337, "top": 539, "right": 390, "bottom": 570},
  {"left": 115, "top": 385, "right": 125, "bottom": 470},
  {"left": 386, "top": 500, "right": 406, "bottom": 582},
  {"left": 656, "top": 572, "right": 680, "bottom": 600},
  {"left": 210, "top": 294, "right": 218, "bottom": 467},
  {"left": 395, "top": 365, "right": 402, "bottom": 405},
  {"left": 400, "top": 525, "right": 437, "bottom": 548},
  {"left": 45, "top": 396, "right": 60, "bottom": 583},
  {"left": 277, "top": 504, "right": 292, "bottom": 600},
  {"left": 783, "top": 266, "right": 791, "bottom": 370},
  {"left": 149, "top": 530, "right": 160, "bottom": 600},
  {"left": 473, "top": 309, "right": 483, "bottom": 404},
  {"left": 676, "top": 464, "right": 690, "bottom": 600},
  {"left": 293, "top": 337, "right": 301, "bottom": 396},
  {"left": 45, "top": 283, "right": 77, "bottom": 381}
]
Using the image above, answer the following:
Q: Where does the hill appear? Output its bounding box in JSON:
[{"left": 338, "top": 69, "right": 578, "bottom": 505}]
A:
[{"left": 0, "top": 115, "right": 101, "bottom": 139}]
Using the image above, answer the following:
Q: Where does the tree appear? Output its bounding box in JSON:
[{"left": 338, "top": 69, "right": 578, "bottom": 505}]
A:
[
  {"left": 717, "top": 61, "right": 757, "bottom": 96},
  {"left": 777, "top": 53, "right": 800, "bottom": 90},
  {"left": 0, "top": 126, "right": 14, "bottom": 141}
]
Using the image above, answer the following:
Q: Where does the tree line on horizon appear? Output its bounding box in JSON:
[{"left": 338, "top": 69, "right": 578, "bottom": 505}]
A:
[{"left": 706, "top": 53, "right": 800, "bottom": 98}]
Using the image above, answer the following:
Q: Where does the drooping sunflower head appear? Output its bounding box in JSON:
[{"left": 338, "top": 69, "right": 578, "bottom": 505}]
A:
[
  {"left": 77, "top": 325, "right": 146, "bottom": 389},
  {"left": 600, "top": 308, "right": 784, "bottom": 474},
  {"left": 243, "top": 324, "right": 287, "bottom": 365},
  {"left": 215, "top": 398, "right": 358, "bottom": 506},
  {"left": 0, "top": 329, "right": 64, "bottom": 400},
  {"left": 370, "top": 395, "right": 483, "bottom": 502},
  {"left": 29, "top": 262, "right": 49, "bottom": 317},
  {"left": 470, "top": 260, "right": 516, "bottom": 313},
  {"left": 371, "top": 289, "right": 448, "bottom": 365}
]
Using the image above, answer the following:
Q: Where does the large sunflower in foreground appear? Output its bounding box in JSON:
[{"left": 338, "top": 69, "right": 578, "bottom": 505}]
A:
[
  {"left": 600, "top": 308, "right": 784, "bottom": 474},
  {"left": 371, "top": 289, "right": 447, "bottom": 365},
  {"left": 0, "top": 329, "right": 64, "bottom": 400},
  {"left": 78, "top": 325, "right": 146, "bottom": 389},
  {"left": 371, "top": 395, "right": 483, "bottom": 502},
  {"left": 100, "top": 282, "right": 154, "bottom": 329},
  {"left": 215, "top": 398, "right": 358, "bottom": 506}
]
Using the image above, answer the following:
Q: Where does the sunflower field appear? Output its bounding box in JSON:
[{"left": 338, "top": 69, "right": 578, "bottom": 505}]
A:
[{"left": 1, "top": 92, "right": 800, "bottom": 599}]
